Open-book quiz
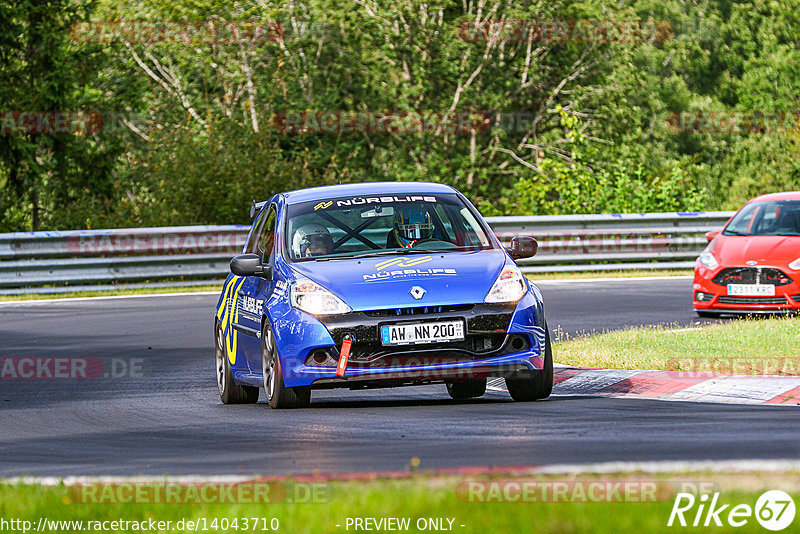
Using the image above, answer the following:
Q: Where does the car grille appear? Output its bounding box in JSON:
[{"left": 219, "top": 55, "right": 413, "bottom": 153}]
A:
[
  {"left": 717, "top": 296, "right": 788, "bottom": 305},
  {"left": 793, "top": 294, "right": 800, "bottom": 302},
  {"left": 363, "top": 304, "right": 473, "bottom": 317},
  {"left": 305, "top": 334, "right": 531, "bottom": 368},
  {"left": 315, "top": 303, "right": 521, "bottom": 369},
  {"left": 712, "top": 267, "right": 793, "bottom": 286},
  {"left": 346, "top": 334, "right": 529, "bottom": 368},
  {"left": 348, "top": 333, "right": 506, "bottom": 363}
]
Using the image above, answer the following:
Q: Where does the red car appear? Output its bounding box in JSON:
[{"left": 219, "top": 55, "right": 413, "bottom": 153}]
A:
[{"left": 694, "top": 191, "right": 800, "bottom": 317}]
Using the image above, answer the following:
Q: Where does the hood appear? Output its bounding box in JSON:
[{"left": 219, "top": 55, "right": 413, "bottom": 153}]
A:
[
  {"left": 288, "top": 250, "right": 507, "bottom": 311},
  {"left": 709, "top": 235, "right": 800, "bottom": 267}
]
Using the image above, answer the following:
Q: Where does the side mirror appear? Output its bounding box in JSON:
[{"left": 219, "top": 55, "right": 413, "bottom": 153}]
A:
[
  {"left": 506, "top": 236, "right": 538, "bottom": 260},
  {"left": 705, "top": 230, "right": 721, "bottom": 242},
  {"left": 230, "top": 254, "right": 272, "bottom": 279}
]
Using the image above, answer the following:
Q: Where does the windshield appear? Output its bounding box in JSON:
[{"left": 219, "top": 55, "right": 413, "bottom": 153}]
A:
[
  {"left": 285, "top": 193, "right": 494, "bottom": 261},
  {"left": 724, "top": 200, "right": 800, "bottom": 236}
]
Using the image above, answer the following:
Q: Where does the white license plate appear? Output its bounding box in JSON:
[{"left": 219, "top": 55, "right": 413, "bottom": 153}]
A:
[
  {"left": 380, "top": 320, "right": 465, "bottom": 346},
  {"left": 727, "top": 284, "right": 775, "bottom": 296}
]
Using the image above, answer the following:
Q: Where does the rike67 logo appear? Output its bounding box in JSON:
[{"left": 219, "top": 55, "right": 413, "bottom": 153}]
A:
[{"left": 668, "top": 490, "right": 795, "bottom": 531}]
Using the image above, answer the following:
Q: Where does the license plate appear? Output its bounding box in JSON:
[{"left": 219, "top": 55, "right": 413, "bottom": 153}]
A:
[
  {"left": 380, "top": 320, "right": 465, "bottom": 346},
  {"left": 727, "top": 284, "right": 775, "bottom": 296}
]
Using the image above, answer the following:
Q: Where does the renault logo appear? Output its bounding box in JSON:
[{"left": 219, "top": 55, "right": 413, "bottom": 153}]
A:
[{"left": 409, "top": 286, "right": 426, "bottom": 300}]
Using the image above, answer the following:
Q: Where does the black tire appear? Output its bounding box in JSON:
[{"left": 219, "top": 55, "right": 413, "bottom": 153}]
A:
[
  {"left": 696, "top": 310, "right": 721, "bottom": 318},
  {"left": 262, "top": 322, "right": 311, "bottom": 409},
  {"left": 446, "top": 378, "right": 487, "bottom": 400},
  {"left": 215, "top": 322, "right": 259, "bottom": 404},
  {"left": 505, "top": 324, "right": 554, "bottom": 402}
]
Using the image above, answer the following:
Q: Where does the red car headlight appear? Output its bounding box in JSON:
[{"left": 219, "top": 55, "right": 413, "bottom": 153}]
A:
[{"left": 699, "top": 250, "right": 719, "bottom": 270}]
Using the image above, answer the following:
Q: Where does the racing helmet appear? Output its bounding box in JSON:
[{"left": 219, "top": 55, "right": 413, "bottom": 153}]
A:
[
  {"left": 393, "top": 206, "right": 434, "bottom": 248},
  {"left": 293, "top": 223, "right": 334, "bottom": 257}
]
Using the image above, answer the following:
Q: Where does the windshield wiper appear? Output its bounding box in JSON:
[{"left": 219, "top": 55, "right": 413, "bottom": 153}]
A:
[
  {"left": 349, "top": 248, "right": 430, "bottom": 259},
  {"left": 311, "top": 247, "right": 484, "bottom": 261},
  {"left": 302, "top": 249, "right": 420, "bottom": 262},
  {"left": 446, "top": 246, "right": 484, "bottom": 252},
  {"left": 723, "top": 229, "right": 747, "bottom": 236}
]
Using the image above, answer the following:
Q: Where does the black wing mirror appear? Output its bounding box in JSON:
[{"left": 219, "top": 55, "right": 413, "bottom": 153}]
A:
[
  {"left": 506, "top": 236, "right": 538, "bottom": 260},
  {"left": 230, "top": 254, "right": 272, "bottom": 279}
]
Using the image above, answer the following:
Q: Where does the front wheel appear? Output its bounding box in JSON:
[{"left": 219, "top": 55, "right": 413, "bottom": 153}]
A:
[
  {"left": 505, "top": 324, "right": 554, "bottom": 402},
  {"left": 215, "top": 322, "right": 259, "bottom": 404},
  {"left": 262, "top": 322, "right": 311, "bottom": 409}
]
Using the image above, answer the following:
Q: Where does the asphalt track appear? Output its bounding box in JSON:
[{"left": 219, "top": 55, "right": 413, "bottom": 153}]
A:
[{"left": 1, "top": 277, "right": 798, "bottom": 477}]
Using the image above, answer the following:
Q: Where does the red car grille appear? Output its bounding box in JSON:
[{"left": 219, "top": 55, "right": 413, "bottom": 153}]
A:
[
  {"left": 712, "top": 267, "right": 793, "bottom": 286},
  {"left": 717, "top": 296, "right": 788, "bottom": 305}
]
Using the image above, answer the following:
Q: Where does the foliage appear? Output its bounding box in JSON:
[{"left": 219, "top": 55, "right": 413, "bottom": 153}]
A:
[
  {"left": 480, "top": 107, "right": 707, "bottom": 215},
  {"left": 1, "top": 0, "right": 799, "bottom": 230},
  {"left": 0, "top": 0, "right": 132, "bottom": 231}
]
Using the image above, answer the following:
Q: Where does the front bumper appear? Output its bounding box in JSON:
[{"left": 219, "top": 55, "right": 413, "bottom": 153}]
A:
[
  {"left": 693, "top": 263, "right": 800, "bottom": 314},
  {"left": 275, "top": 291, "right": 547, "bottom": 388}
]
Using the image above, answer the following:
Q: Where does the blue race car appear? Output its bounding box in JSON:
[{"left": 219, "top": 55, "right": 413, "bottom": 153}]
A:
[{"left": 215, "top": 182, "right": 551, "bottom": 408}]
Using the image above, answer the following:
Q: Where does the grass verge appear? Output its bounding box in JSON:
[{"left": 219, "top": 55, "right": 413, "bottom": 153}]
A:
[
  {"left": 1, "top": 472, "right": 796, "bottom": 533},
  {"left": 554, "top": 316, "right": 800, "bottom": 374}
]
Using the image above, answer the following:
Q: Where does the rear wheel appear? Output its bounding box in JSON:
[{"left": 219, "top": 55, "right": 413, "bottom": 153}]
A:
[
  {"left": 446, "top": 378, "right": 487, "bottom": 400},
  {"left": 215, "top": 322, "right": 259, "bottom": 404},
  {"left": 505, "top": 324, "right": 554, "bottom": 402},
  {"left": 263, "top": 322, "right": 311, "bottom": 409}
]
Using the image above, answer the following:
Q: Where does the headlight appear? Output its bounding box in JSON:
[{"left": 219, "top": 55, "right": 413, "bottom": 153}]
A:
[
  {"left": 485, "top": 265, "right": 527, "bottom": 303},
  {"left": 699, "top": 250, "right": 719, "bottom": 270},
  {"left": 290, "top": 279, "right": 351, "bottom": 315},
  {"left": 790, "top": 257, "right": 800, "bottom": 270}
]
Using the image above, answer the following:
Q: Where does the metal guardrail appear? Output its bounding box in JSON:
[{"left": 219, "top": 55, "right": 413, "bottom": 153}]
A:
[
  {"left": 0, "top": 212, "right": 734, "bottom": 293},
  {"left": 487, "top": 211, "right": 733, "bottom": 273}
]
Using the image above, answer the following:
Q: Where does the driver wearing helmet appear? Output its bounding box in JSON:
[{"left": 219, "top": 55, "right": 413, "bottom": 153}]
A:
[
  {"left": 391, "top": 206, "right": 435, "bottom": 248},
  {"left": 293, "top": 223, "right": 334, "bottom": 258}
]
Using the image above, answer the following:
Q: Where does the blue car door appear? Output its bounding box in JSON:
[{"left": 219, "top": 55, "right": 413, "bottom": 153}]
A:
[{"left": 236, "top": 203, "right": 278, "bottom": 373}]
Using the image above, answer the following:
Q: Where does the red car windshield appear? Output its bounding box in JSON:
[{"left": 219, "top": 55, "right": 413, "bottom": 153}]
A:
[{"left": 724, "top": 200, "right": 800, "bottom": 236}]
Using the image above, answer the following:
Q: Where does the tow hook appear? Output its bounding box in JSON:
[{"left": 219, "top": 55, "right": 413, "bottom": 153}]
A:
[{"left": 335, "top": 334, "right": 354, "bottom": 377}]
